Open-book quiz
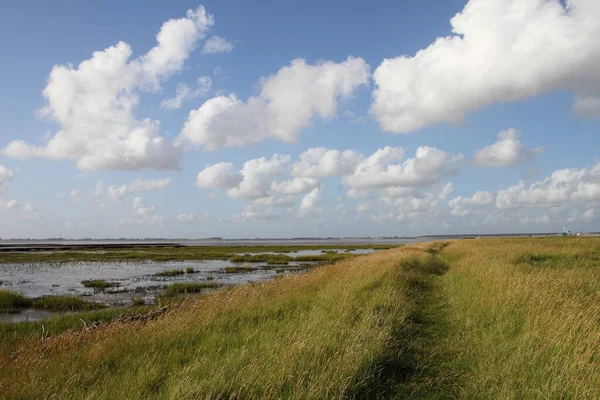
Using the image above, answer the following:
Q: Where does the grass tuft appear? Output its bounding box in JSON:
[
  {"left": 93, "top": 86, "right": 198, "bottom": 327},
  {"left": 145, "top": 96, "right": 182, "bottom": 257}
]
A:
[
  {"left": 0, "top": 290, "right": 33, "bottom": 313},
  {"left": 132, "top": 297, "right": 146, "bottom": 306},
  {"left": 32, "top": 295, "right": 105, "bottom": 312},
  {"left": 154, "top": 269, "right": 185, "bottom": 277},
  {"left": 224, "top": 266, "right": 255, "bottom": 273},
  {"left": 81, "top": 279, "right": 115, "bottom": 289},
  {"left": 163, "top": 282, "right": 221, "bottom": 296}
]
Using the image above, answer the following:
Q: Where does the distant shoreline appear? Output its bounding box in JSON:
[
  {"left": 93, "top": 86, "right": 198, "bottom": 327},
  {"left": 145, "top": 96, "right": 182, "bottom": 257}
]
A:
[{"left": 1, "top": 233, "right": 598, "bottom": 248}]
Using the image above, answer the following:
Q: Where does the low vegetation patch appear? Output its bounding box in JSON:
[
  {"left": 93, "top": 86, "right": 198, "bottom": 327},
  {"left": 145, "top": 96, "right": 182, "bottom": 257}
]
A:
[
  {"left": 424, "top": 241, "right": 450, "bottom": 256},
  {"left": 0, "top": 306, "right": 154, "bottom": 349},
  {"left": 154, "top": 269, "right": 185, "bottom": 277},
  {"left": 164, "top": 282, "right": 221, "bottom": 296},
  {"left": 81, "top": 279, "right": 116, "bottom": 289},
  {"left": 266, "top": 260, "right": 289, "bottom": 266},
  {"left": 0, "top": 290, "right": 105, "bottom": 314},
  {"left": 131, "top": 297, "right": 146, "bottom": 306},
  {"left": 230, "top": 254, "right": 291, "bottom": 263},
  {"left": 0, "top": 290, "right": 33, "bottom": 313},
  {"left": 224, "top": 266, "right": 255, "bottom": 273},
  {"left": 32, "top": 296, "right": 105, "bottom": 312}
]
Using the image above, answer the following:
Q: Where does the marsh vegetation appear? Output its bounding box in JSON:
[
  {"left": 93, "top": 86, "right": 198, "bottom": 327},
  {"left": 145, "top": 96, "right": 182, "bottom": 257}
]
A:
[
  {"left": 0, "top": 244, "right": 387, "bottom": 321},
  {"left": 81, "top": 279, "right": 116, "bottom": 289},
  {"left": 0, "top": 290, "right": 104, "bottom": 313},
  {"left": 0, "top": 244, "right": 391, "bottom": 264}
]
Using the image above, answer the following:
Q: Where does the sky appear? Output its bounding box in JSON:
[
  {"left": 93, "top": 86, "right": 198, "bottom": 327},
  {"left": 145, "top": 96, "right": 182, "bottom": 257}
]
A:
[{"left": 0, "top": 0, "right": 599, "bottom": 239}]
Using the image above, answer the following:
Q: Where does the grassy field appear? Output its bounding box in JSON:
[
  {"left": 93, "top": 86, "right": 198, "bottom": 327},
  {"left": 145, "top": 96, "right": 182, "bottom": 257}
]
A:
[{"left": 1, "top": 238, "right": 600, "bottom": 398}]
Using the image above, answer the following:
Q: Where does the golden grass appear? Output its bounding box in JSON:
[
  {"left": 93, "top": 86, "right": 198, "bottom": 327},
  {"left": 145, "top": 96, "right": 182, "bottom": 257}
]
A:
[{"left": 440, "top": 237, "right": 600, "bottom": 399}]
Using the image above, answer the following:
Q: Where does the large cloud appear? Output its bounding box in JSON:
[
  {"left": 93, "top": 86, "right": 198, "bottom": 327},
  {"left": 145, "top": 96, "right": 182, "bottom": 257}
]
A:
[
  {"left": 2, "top": 6, "right": 215, "bottom": 170},
  {"left": 197, "top": 146, "right": 463, "bottom": 221},
  {"left": 290, "top": 148, "right": 364, "bottom": 178},
  {"left": 496, "top": 161, "right": 600, "bottom": 208},
  {"left": 473, "top": 129, "right": 543, "bottom": 167},
  {"left": 449, "top": 191, "right": 495, "bottom": 216},
  {"left": 197, "top": 155, "right": 293, "bottom": 200},
  {"left": 178, "top": 57, "right": 370, "bottom": 149},
  {"left": 371, "top": 0, "right": 600, "bottom": 133},
  {"left": 342, "top": 146, "right": 463, "bottom": 189},
  {"left": 297, "top": 186, "right": 324, "bottom": 217},
  {"left": 372, "top": 183, "right": 454, "bottom": 222},
  {"left": 196, "top": 162, "right": 243, "bottom": 189}
]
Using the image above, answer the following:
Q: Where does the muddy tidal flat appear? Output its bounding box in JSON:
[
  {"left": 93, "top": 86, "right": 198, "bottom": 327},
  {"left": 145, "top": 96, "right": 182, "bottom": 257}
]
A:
[{"left": 0, "top": 243, "right": 392, "bottom": 322}]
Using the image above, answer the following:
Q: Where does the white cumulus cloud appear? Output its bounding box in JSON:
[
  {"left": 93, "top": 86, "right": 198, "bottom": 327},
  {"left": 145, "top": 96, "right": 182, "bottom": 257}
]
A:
[
  {"left": 178, "top": 57, "right": 370, "bottom": 149},
  {"left": 449, "top": 191, "right": 495, "bottom": 216},
  {"left": 290, "top": 148, "right": 364, "bottom": 178},
  {"left": 0, "top": 165, "right": 14, "bottom": 191},
  {"left": 161, "top": 76, "right": 212, "bottom": 109},
  {"left": 196, "top": 162, "right": 243, "bottom": 189},
  {"left": 197, "top": 155, "right": 292, "bottom": 200},
  {"left": 371, "top": 0, "right": 600, "bottom": 133},
  {"left": 95, "top": 178, "right": 172, "bottom": 202},
  {"left": 174, "top": 213, "right": 207, "bottom": 224},
  {"left": 298, "top": 186, "right": 324, "bottom": 217},
  {"left": 496, "top": 161, "right": 600, "bottom": 209},
  {"left": 342, "top": 146, "right": 463, "bottom": 189},
  {"left": 202, "top": 36, "right": 233, "bottom": 54},
  {"left": 2, "top": 6, "right": 215, "bottom": 170},
  {"left": 473, "top": 129, "right": 543, "bottom": 167}
]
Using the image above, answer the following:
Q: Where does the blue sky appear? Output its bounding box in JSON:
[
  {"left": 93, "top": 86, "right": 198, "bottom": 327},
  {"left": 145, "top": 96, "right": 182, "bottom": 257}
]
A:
[{"left": 0, "top": 0, "right": 599, "bottom": 238}]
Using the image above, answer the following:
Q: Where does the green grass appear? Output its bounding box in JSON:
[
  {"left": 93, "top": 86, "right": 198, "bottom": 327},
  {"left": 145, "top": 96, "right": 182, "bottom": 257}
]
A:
[
  {"left": 0, "top": 290, "right": 33, "bottom": 313},
  {"left": 185, "top": 267, "right": 197, "bottom": 274},
  {"left": 1, "top": 291, "right": 104, "bottom": 313},
  {"left": 267, "top": 260, "right": 290, "bottom": 265},
  {"left": 0, "top": 244, "right": 397, "bottom": 264},
  {"left": 0, "top": 306, "right": 154, "bottom": 349},
  {"left": 224, "top": 266, "right": 255, "bottom": 273},
  {"left": 230, "top": 254, "right": 292, "bottom": 263},
  {"left": 163, "top": 282, "right": 221, "bottom": 296},
  {"left": 81, "top": 279, "right": 115, "bottom": 289},
  {"left": 153, "top": 269, "right": 185, "bottom": 277},
  {"left": 31, "top": 296, "right": 105, "bottom": 312},
  {"left": 132, "top": 297, "right": 146, "bottom": 306}
]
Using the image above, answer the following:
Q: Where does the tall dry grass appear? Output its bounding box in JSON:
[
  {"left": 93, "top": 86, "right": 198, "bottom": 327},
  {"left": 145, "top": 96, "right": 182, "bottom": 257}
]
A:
[{"left": 440, "top": 237, "right": 600, "bottom": 399}]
